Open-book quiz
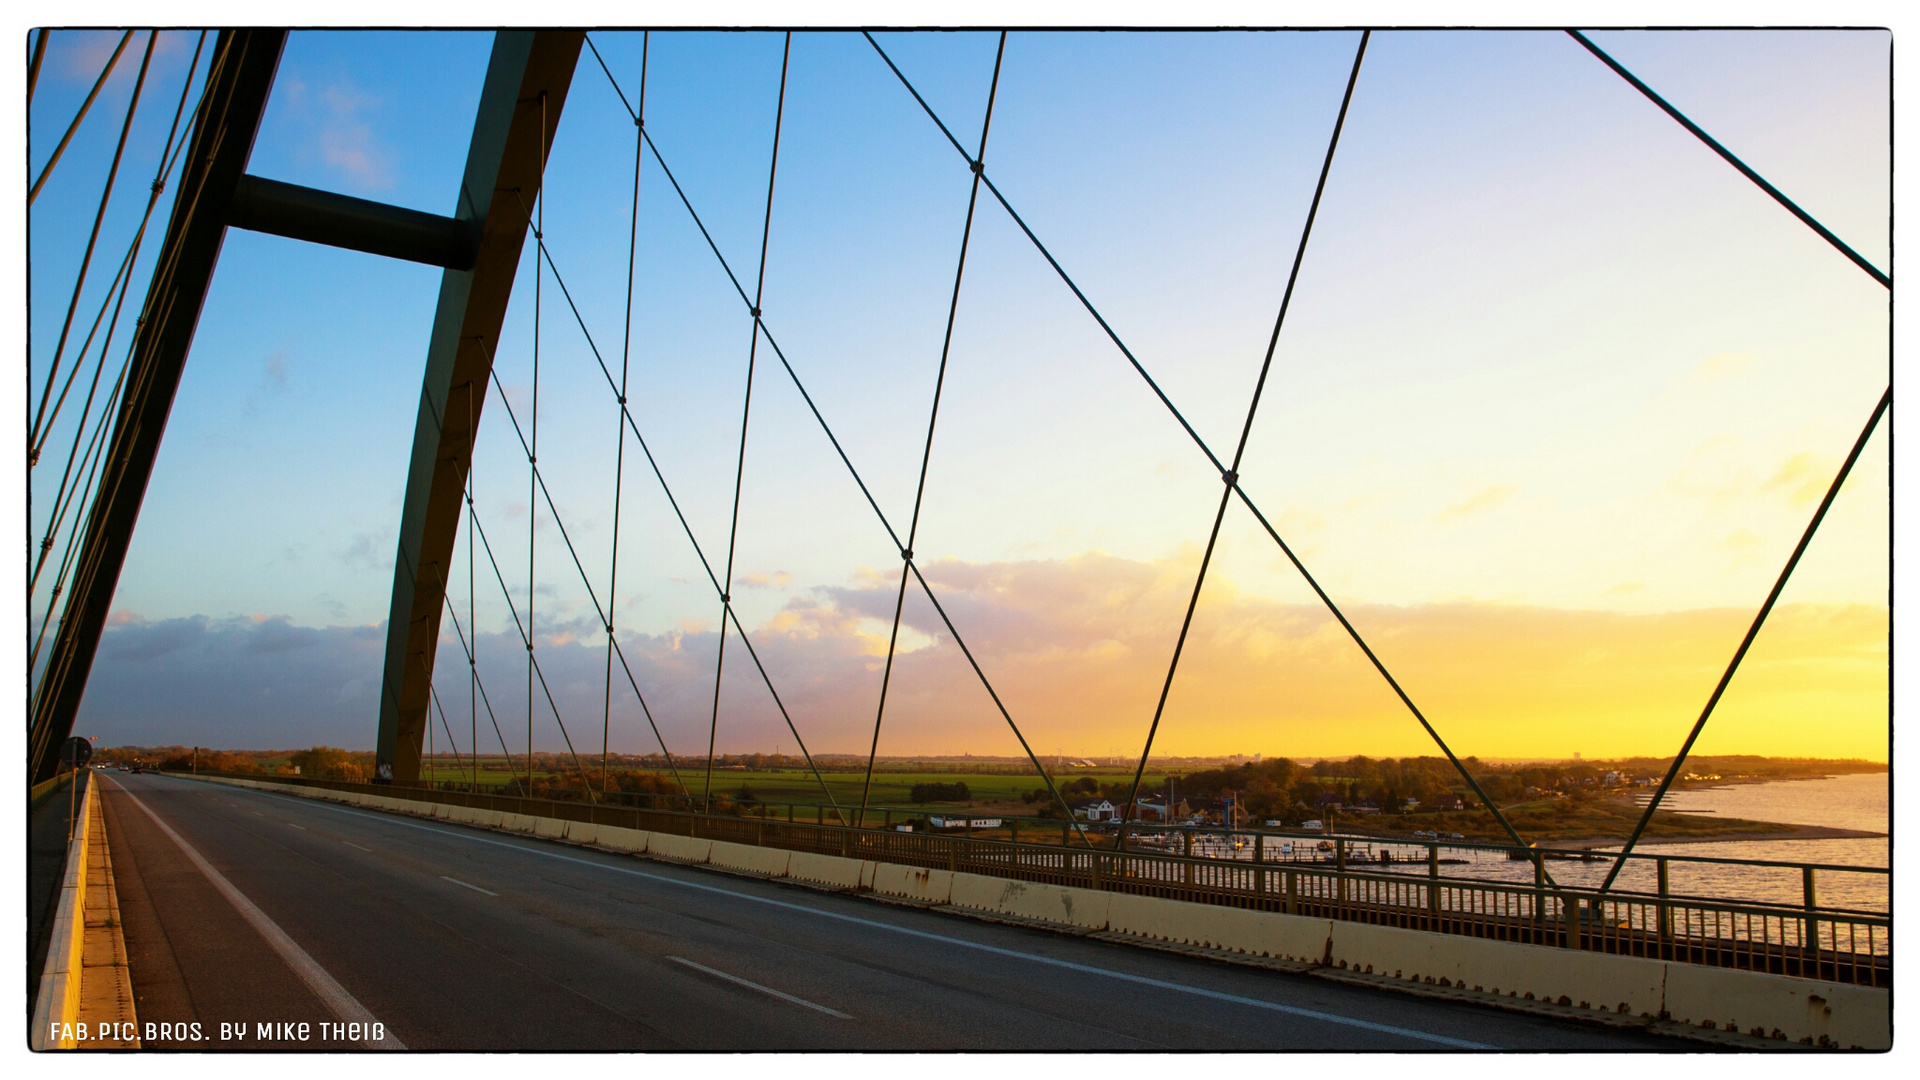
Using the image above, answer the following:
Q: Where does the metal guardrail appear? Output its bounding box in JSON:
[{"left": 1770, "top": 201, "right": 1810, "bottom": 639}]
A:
[{"left": 182, "top": 770, "right": 1891, "bottom": 988}]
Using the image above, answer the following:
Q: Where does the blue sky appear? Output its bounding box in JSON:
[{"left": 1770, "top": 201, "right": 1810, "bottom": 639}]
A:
[{"left": 29, "top": 29, "right": 1890, "bottom": 761}]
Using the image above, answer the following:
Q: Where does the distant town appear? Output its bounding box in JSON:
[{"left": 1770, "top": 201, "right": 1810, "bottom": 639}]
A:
[{"left": 87, "top": 744, "right": 1883, "bottom": 844}]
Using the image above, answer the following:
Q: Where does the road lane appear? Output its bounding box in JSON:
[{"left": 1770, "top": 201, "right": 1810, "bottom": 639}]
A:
[
  {"left": 105, "top": 773, "right": 1692, "bottom": 1051},
  {"left": 111, "top": 779, "right": 402, "bottom": 1048},
  {"left": 100, "top": 776, "right": 381, "bottom": 1049}
]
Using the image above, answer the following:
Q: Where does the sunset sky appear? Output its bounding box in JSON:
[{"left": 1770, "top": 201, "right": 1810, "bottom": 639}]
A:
[{"left": 31, "top": 28, "right": 1889, "bottom": 763}]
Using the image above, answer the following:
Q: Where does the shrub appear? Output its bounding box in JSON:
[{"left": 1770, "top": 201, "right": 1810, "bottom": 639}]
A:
[
  {"left": 288, "top": 746, "right": 370, "bottom": 783},
  {"left": 909, "top": 781, "right": 970, "bottom": 803}
]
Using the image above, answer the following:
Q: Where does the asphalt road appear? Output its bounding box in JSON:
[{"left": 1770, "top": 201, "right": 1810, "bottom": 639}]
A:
[{"left": 99, "top": 772, "right": 1690, "bottom": 1051}]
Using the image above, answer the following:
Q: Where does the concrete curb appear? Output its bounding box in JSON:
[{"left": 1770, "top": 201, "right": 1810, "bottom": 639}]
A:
[
  {"left": 30, "top": 772, "right": 92, "bottom": 1051},
  {"left": 78, "top": 788, "right": 139, "bottom": 1047}
]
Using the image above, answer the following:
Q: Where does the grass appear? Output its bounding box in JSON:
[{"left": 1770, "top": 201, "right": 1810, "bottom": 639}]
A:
[{"left": 413, "top": 764, "right": 1151, "bottom": 812}]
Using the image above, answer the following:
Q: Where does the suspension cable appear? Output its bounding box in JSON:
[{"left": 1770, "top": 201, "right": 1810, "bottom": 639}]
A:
[
  {"left": 603, "top": 31, "right": 650, "bottom": 793},
  {"left": 502, "top": 186, "right": 841, "bottom": 813},
  {"left": 576, "top": 38, "right": 1093, "bottom": 839},
  {"left": 1118, "top": 31, "right": 1370, "bottom": 851},
  {"left": 865, "top": 32, "right": 1540, "bottom": 851},
  {"left": 858, "top": 32, "right": 1007, "bottom": 828},
  {"left": 31, "top": 31, "right": 205, "bottom": 471},
  {"left": 468, "top": 490, "right": 596, "bottom": 797},
  {"left": 528, "top": 90, "right": 546, "bottom": 785},
  {"left": 31, "top": 30, "right": 155, "bottom": 457},
  {"left": 439, "top": 573, "right": 525, "bottom": 790},
  {"left": 29, "top": 357, "right": 131, "bottom": 677},
  {"left": 30, "top": 35, "right": 206, "bottom": 613},
  {"left": 467, "top": 380, "right": 482, "bottom": 791},
  {"left": 478, "top": 357, "right": 690, "bottom": 796},
  {"left": 1566, "top": 30, "right": 1888, "bottom": 289},
  {"left": 28, "top": 29, "right": 133, "bottom": 205},
  {"left": 28, "top": 29, "right": 50, "bottom": 105},
  {"left": 708, "top": 33, "right": 791, "bottom": 804},
  {"left": 1598, "top": 388, "right": 1890, "bottom": 890},
  {"left": 426, "top": 669, "right": 469, "bottom": 784},
  {"left": 415, "top": 353, "right": 591, "bottom": 798}
]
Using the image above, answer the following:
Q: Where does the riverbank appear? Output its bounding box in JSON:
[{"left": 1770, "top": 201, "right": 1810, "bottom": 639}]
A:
[{"left": 1532, "top": 823, "right": 1886, "bottom": 851}]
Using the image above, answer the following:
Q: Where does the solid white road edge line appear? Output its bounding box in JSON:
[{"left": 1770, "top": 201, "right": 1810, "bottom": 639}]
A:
[
  {"left": 667, "top": 956, "right": 853, "bottom": 1018},
  {"left": 108, "top": 777, "right": 407, "bottom": 1049},
  {"left": 231, "top": 780, "right": 1493, "bottom": 1050}
]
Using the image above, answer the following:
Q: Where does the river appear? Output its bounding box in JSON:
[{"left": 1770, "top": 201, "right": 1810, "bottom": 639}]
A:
[{"left": 1193, "top": 772, "right": 1889, "bottom": 914}]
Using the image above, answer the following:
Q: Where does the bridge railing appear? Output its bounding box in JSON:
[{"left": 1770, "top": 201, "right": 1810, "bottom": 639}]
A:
[{"left": 178, "top": 770, "right": 1890, "bottom": 988}]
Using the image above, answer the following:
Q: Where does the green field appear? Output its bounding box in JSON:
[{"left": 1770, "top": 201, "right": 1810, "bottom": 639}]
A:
[{"left": 416, "top": 763, "right": 1155, "bottom": 812}]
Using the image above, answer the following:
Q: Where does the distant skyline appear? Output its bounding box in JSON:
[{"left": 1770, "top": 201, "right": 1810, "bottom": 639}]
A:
[{"left": 29, "top": 29, "right": 1889, "bottom": 764}]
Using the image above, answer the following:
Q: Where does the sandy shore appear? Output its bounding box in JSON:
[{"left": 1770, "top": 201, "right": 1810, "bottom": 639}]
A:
[{"left": 1535, "top": 825, "right": 1885, "bottom": 850}]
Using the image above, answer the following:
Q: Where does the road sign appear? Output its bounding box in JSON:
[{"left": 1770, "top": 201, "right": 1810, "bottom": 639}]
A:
[{"left": 58, "top": 736, "right": 92, "bottom": 768}]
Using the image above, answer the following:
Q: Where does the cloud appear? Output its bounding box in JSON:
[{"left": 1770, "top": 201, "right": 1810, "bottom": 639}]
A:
[
  {"left": 56, "top": 30, "right": 128, "bottom": 81},
  {"left": 242, "top": 349, "right": 291, "bottom": 420},
  {"left": 317, "top": 82, "right": 391, "bottom": 189},
  {"left": 85, "top": 613, "right": 387, "bottom": 747},
  {"left": 81, "top": 553, "right": 1887, "bottom": 762},
  {"left": 738, "top": 571, "right": 793, "bottom": 589},
  {"left": 337, "top": 532, "right": 388, "bottom": 572},
  {"left": 1761, "top": 451, "right": 1831, "bottom": 508},
  {"left": 1435, "top": 483, "right": 1517, "bottom": 523},
  {"left": 1682, "top": 351, "right": 1755, "bottom": 389},
  {"left": 278, "top": 74, "right": 393, "bottom": 191}
]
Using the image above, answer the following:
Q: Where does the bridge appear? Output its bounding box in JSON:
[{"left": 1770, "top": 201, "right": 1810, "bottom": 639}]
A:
[{"left": 27, "top": 28, "right": 1889, "bottom": 1051}]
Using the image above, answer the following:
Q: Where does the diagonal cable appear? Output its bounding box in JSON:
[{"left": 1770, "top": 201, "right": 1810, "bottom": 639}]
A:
[
  {"left": 31, "top": 30, "right": 155, "bottom": 457},
  {"left": 479, "top": 361, "right": 690, "bottom": 795},
  {"left": 28, "top": 29, "right": 50, "bottom": 105},
  {"left": 1566, "top": 30, "right": 1888, "bottom": 288},
  {"left": 865, "top": 31, "right": 1544, "bottom": 851},
  {"left": 603, "top": 30, "right": 650, "bottom": 792},
  {"left": 427, "top": 675, "right": 469, "bottom": 783},
  {"left": 465, "top": 492, "right": 596, "bottom": 796},
  {"left": 859, "top": 32, "right": 1007, "bottom": 827},
  {"left": 28, "top": 29, "right": 133, "bottom": 204},
  {"left": 1118, "top": 30, "right": 1369, "bottom": 849},
  {"left": 28, "top": 356, "right": 131, "bottom": 677},
  {"left": 30, "top": 31, "right": 204, "bottom": 471},
  {"left": 510, "top": 206, "right": 844, "bottom": 817},
  {"left": 436, "top": 561, "right": 526, "bottom": 791},
  {"left": 414, "top": 360, "right": 594, "bottom": 798},
  {"left": 527, "top": 91, "right": 546, "bottom": 791},
  {"left": 1599, "top": 387, "right": 1890, "bottom": 890},
  {"left": 30, "top": 33, "right": 206, "bottom": 613}
]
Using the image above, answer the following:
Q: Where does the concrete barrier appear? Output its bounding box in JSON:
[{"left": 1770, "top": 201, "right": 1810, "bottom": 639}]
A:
[
  {"left": 172, "top": 775, "right": 1892, "bottom": 1049},
  {"left": 594, "top": 826, "right": 650, "bottom": 853},
  {"left": 1106, "top": 893, "right": 1331, "bottom": 963},
  {"left": 788, "top": 851, "right": 867, "bottom": 889},
  {"left": 709, "top": 840, "right": 792, "bottom": 877},
  {"left": 647, "top": 833, "right": 712, "bottom": 864},
  {"left": 1329, "top": 921, "right": 1667, "bottom": 1018},
  {"left": 870, "top": 863, "right": 953, "bottom": 904},
  {"left": 1664, "top": 962, "right": 1890, "bottom": 1050},
  {"left": 951, "top": 873, "right": 1110, "bottom": 930}
]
